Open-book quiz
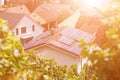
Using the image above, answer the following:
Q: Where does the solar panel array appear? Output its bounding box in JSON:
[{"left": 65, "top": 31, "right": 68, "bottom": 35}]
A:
[
  {"left": 48, "top": 27, "right": 95, "bottom": 55},
  {"left": 24, "top": 27, "right": 96, "bottom": 56},
  {"left": 61, "top": 27, "right": 94, "bottom": 42}
]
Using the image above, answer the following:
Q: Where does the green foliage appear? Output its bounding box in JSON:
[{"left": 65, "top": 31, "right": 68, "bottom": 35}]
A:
[
  {"left": 80, "top": 3, "right": 120, "bottom": 80},
  {"left": 104, "top": 1, "right": 120, "bottom": 17}
]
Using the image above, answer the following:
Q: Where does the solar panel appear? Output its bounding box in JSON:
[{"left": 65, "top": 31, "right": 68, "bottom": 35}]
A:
[
  {"left": 60, "top": 27, "right": 95, "bottom": 44},
  {"left": 69, "top": 43, "right": 82, "bottom": 55},
  {"left": 61, "top": 27, "right": 74, "bottom": 36},
  {"left": 58, "top": 36, "right": 74, "bottom": 45},
  {"left": 49, "top": 40, "right": 62, "bottom": 47},
  {"left": 60, "top": 43, "right": 71, "bottom": 50},
  {"left": 49, "top": 40, "right": 71, "bottom": 50},
  {"left": 71, "top": 30, "right": 85, "bottom": 41}
]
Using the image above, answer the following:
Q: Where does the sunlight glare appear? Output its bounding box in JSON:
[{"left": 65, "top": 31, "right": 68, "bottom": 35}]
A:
[
  {"left": 73, "top": 0, "right": 109, "bottom": 10},
  {"left": 84, "top": 0, "right": 101, "bottom": 8}
]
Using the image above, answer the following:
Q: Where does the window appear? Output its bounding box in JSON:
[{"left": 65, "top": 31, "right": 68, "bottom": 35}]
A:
[
  {"left": 32, "top": 25, "right": 35, "bottom": 31},
  {"left": 16, "top": 28, "right": 19, "bottom": 35},
  {"left": 21, "top": 27, "right": 26, "bottom": 33}
]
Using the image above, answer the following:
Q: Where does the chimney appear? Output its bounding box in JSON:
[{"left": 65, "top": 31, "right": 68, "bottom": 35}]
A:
[{"left": 50, "top": 27, "right": 55, "bottom": 35}]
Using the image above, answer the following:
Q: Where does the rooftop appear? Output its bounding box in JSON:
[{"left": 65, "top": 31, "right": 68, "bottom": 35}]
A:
[
  {"left": 24, "top": 27, "right": 96, "bottom": 56},
  {"left": 0, "top": 12, "right": 24, "bottom": 29},
  {"left": 33, "top": 3, "right": 71, "bottom": 22}
]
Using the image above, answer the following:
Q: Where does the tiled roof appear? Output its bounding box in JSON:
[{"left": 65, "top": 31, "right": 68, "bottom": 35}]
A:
[
  {"left": 24, "top": 31, "right": 52, "bottom": 49},
  {"left": 80, "top": 7, "right": 105, "bottom": 17},
  {"left": 0, "top": 12, "right": 24, "bottom": 29},
  {"left": 94, "top": 26, "right": 105, "bottom": 45},
  {"left": 48, "top": 27, "right": 95, "bottom": 55},
  {"left": 58, "top": 12, "right": 101, "bottom": 36},
  {"left": 34, "top": 3, "right": 71, "bottom": 22},
  {"left": 58, "top": 11, "right": 80, "bottom": 28},
  {"left": 58, "top": 7, "right": 104, "bottom": 29},
  {"left": 6, "top": 5, "right": 30, "bottom": 14},
  {"left": 24, "top": 27, "right": 96, "bottom": 56}
]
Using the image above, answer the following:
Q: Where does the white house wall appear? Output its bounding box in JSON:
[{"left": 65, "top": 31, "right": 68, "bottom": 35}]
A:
[
  {"left": 36, "top": 46, "right": 79, "bottom": 66},
  {"left": 14, "top": 16, "right": 44, "bottom": 38}
]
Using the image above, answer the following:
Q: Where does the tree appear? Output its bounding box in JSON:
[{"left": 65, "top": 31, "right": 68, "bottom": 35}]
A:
[{"left": 80, "top": 2, "right": 120, "bottom": 80}]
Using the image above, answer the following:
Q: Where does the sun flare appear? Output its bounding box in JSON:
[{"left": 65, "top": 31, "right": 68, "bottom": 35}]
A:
[
  {"left": 84, "top": 0, "right": 99, "bottom": 7},
  {"left": 73, "top": 0, "right": 109, "bottom": 10}
]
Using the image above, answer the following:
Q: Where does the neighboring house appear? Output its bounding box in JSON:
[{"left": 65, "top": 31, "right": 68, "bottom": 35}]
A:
[
  {"left": 4, "top": 5, "right": 30, "bottom": 14},
  {"left": 24, "top": 27, "right": 96, "bottom": 66},
  {"left": 58, "top": 10, "right": 80, "bottom": 28},
  {"left": 79, "top": 7, "right": 105, "bottom": 17},
  {"left": 0, "top": 12, "right": 44, "bottom": 44},
  {"left": 58, "top": 15, "right": 100, "bottom": 37},
  {"left": 58, "top": 7, "right": 104, "bottom": 28},
  {"left": 58, "top": 7, "right": 106, "bottom": 47},
  {"left": 30, "top": 3, "right": 71, "bottom": 24}
]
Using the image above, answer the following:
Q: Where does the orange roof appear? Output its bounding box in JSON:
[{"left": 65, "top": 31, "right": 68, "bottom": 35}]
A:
[
  {"left": 34, "top": 3, "right": 71, "bottom": 22},
  {"left": 6, "top": 5, "right": 30, "bottom": 14}
]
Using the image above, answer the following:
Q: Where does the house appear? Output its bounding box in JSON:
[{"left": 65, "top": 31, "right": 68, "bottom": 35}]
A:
[
  {"left": 58, "top": 7, "right": 104, "bottom": 28},
  {"left": 0, "top": 12, "right": 44, "bottom": 44},
  {"left": 3, "top": 5, "right": 30, "bottom": 14},
  {"left": 30, "top": 3, "right": 71, "bottom": 24},
  {"left": 24, "top": 27, "right": 96, "bottom": 66},
  {"left": 58, "top": 7, "right": 106, "bottom": 46},
  {"left": 58, "top": 10, "right": 80, "bottom": 28}
]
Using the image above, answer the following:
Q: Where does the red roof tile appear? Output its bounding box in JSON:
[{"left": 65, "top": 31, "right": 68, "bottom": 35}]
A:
[
  {"left": 7, "top": 5, "right": 30, "bottom": 14},
  {"left": 0, "top": 12, "right": 24, "bottom": 29},
  {"left": 34, "top": 3, "right": 71, "bottom": 22}
]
